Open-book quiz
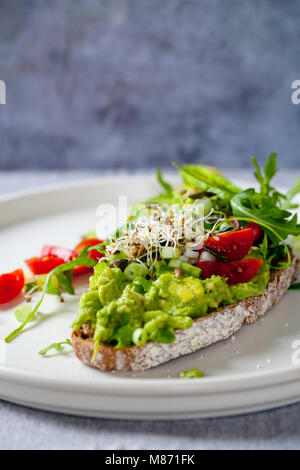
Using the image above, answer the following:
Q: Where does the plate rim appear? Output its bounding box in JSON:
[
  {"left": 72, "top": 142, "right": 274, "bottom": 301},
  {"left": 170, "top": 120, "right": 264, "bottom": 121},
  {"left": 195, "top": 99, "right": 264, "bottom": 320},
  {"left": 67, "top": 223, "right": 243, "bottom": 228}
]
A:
[{"left": 1, "top": 362, "right": 300, "bottom": 396}]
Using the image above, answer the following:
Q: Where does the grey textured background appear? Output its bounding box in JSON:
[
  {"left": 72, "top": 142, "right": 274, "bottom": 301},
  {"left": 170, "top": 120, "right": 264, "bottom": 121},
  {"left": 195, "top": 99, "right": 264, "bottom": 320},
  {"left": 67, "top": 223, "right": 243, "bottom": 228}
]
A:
[
  {"left": 2, "top": 399, "right": 300, "bottom": 450},
  {"left": 1, "top": 0, "right": 300, "bottom": 170}
]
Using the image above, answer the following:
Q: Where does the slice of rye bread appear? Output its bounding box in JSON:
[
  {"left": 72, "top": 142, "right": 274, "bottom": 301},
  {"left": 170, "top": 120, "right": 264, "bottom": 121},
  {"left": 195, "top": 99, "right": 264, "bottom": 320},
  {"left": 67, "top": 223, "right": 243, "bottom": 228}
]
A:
[{"left": 71, "top": 256, "right": 299, "bottom": 372}]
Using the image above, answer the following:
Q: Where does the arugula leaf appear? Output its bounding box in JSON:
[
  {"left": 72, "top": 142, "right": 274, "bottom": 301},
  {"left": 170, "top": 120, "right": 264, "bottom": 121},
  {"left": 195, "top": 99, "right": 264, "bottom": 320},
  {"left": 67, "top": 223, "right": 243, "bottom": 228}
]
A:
[
  {"left": 251, "top": 152, "right": 278, "bottom": 197},
  {"left": 260, "top": 232, "right": 269, "bottom": 261},
  {"left": 129, "top": 168, "right": 181, "bottom": 223},
  {"left": 39, "top": 339, "right": 72, "bottom": 356},
  {"left": 286, "top": 176, "right": 300, "bottom": 201},
  {"left": 231, "top": 189, "right": 300, "bottom": 243},
  {"left": 156, "top": 168, "right": 173, "bottom": 194},
  {"left": 55, "top": 271, "right": 74, "bottom": 295},
  {"left": 282, "top": 176, "right": 300, "bottom": 209},
  {"left": 264, "top": 152, "right": 278, "bottom": 179},
  {"left": 87, "top": 242, "right": 106, "bottom": 254},
  {"left": 174, "top": 163, "right": 240, "bottom": 201},
  {"left": 144, "top": 168, "right": 182, "bottom": 205},
  {"left": 250, "top": 157, "right": 263, "bottom": 185},
  {"left": 46, "top": 286, "right": 61, "bottom": 296},
  {"left": 5, "top": 248, "right": 96, "bottom": 343}
]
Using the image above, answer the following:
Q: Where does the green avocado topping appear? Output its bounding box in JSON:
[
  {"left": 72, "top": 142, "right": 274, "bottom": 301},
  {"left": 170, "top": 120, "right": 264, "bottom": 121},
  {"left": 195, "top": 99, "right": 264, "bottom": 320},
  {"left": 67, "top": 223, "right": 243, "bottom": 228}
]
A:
[{"left": 72, "top": 263, "right": 269, "bottom": 354}]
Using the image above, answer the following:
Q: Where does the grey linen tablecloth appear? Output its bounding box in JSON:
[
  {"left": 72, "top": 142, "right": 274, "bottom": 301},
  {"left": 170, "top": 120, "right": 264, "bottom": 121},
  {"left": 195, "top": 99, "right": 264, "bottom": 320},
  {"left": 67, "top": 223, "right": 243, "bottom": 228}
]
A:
[{"left": 1, "top": 170, "right": 300, "bottom": 451}]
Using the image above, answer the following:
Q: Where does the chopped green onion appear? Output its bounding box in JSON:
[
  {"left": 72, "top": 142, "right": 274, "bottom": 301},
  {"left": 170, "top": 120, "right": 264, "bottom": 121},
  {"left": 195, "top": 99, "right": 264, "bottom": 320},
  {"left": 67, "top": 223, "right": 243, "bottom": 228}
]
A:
[
  {"left": 124, "top": 262, "right": 148, "bottom": 281},
  {"left": 168, "top": 258, "right": 182, "bottom": 269},
  {"left": 161, "top": 247, "right": 179, "bottom": 259},
  {"left": 179, "top": 369, "right": 204, "bottom": 379},
  {"left": 180, "top": 262, "right": 202, "bottom": 278},
  {"left": 132, "top": 328, "right": 147, "bottom": 346}
]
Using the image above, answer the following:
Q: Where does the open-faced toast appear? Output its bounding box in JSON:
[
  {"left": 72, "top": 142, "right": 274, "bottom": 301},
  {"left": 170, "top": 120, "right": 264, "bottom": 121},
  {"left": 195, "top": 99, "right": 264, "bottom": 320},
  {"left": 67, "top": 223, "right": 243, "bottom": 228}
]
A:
[{"left": 71, "top": 256, "right": 299, "bottom": 372}]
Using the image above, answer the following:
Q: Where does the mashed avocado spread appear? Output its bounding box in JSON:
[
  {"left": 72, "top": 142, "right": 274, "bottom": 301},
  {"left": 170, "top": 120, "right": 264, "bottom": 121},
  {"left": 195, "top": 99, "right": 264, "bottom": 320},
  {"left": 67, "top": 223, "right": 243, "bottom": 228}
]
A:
[{"left": 72, "top": 262, "right": 269, "bottom": 350}]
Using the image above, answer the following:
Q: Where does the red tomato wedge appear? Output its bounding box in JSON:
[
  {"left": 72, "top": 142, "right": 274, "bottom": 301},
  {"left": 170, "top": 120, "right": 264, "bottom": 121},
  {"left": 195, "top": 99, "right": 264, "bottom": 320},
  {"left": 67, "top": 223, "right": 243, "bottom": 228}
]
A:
[
  {"left": 73, "top": 238, "right": 104, "bottom": 276},
  {"left": 74, "top": 238, "right": 103, "bottom": 260},
  {"left": 41, "top": 245, "right": 77, "bottom": 262},
  {"left": 203, "top": 228, "right": 255, "bottom": 261},
  {"left": 27, "top": 238, "right": 104, "bottom": 277},
  {"left": 197, "top": 258, "right": 263, "bottom": 285},
  {"left": 73, "top": 266, "right": 91, "bottom": 276},
  {"left": 0, "top": 269, "right": 25, "bottom": 304},
  {"left": 247, "top": 222, "right": 264, "bottom": 243},
  {"left": 25, "top": 256, "right": 65, "bottom": 275}
]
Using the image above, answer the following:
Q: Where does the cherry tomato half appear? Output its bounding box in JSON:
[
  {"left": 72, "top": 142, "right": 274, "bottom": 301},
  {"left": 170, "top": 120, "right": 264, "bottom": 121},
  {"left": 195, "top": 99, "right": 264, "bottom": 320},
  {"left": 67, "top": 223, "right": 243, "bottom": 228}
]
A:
[
  {"left": 203, "top": 228, "right": 255, "bottom": 261},
  {"left": 74, "top": 238, "right": 103, "bottom": 259},
  {"left": 25, "top": 256, "right": 65, "bottom": 275},
  {"left": 247, "top": 222, "right": 264, "bottom": 243},
  {"left": 197, "top": 258, "right": 263, "bottom": 285},
  {"left": 41, "top": 245, "right": 77, "bottom": 262},
  {"left": 73, "top": 238, "right": 104, "bottom": 276},
  {"left": 0, "top": 269, "right": 25, "bottom": 304}
]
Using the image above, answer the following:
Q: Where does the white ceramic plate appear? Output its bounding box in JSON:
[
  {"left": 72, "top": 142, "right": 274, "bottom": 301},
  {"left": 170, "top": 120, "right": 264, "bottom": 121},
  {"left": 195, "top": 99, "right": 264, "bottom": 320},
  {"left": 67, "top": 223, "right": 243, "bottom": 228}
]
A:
[{"left": 0, "top": 175, "right": 300, "bottom": 420}]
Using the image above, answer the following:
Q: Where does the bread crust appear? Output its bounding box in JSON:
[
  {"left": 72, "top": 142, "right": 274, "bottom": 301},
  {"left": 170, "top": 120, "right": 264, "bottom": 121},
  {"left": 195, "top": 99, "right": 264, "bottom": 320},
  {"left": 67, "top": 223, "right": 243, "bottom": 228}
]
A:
[{"left": 71, "top": 257, "right": 299, "bottom": 372}]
